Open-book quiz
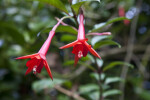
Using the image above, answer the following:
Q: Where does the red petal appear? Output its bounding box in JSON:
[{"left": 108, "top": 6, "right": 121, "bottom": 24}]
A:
[
  {"left": 26, "top": 58, "right": 37, "bottom": 67},
  {"left": 59, "top": 40, "right": 78, "bottom": 49},
  {"left": 25, "top": 58, "right": 40, "bottom": 75},
  {"left": 16, "top": 53, "right": 38, "bottom": 59},
  {"left": 25, "top": 61, "right": 37, "bottom": 75},
  {"left": 72, "top": 43, "right": 83, "bottom": 54},
  {"left": 74, "top": 54, "right": 79, "bottom": 67},
  {"left": 44, "top": 60, "right": 53, "bottom": 80},
  {"left": 84, "top": 42, "right": 101, "bottom": 59},
  {"left": 36, "top": 60, "right": 44, "bottom": 73},
  {"left": 83, "top": 45, "right": 89, "bottom": 57}
]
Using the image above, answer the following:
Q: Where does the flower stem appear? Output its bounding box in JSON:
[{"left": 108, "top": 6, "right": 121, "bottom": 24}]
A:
[{"left": 52, "top": 16, "right": 73, "bottom": 31}]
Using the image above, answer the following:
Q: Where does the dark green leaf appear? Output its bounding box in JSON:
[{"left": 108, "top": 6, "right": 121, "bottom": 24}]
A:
[
  {"left": 61, "top": 35, "right": 76, "bottom": 42},
  {"left": 103, "top": 61, "right": 134, "bottom": 72},
  {"left": 30, "top": 0, "right": 69, "bottom": 14},
  {"left": 93, "top": 40, "right": 121, "bottom": 49},
  {"left": 42, "top": 25, "right": 77, "bottom": 34},
  {"left": 71, "top": 0, "right": 100, "bottom": 15},
  {"left": 90, "top": 17, "right": 130, "bottom": 32},
  {"left": 71, "top": 1, "right": 86, "bottom": 15}
]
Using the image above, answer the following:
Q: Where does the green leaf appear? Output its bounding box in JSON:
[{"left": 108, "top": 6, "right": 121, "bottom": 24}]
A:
[
  {"left": 30, "top": 0, "right": 69, "bottom": 14},
  {"left": 91, "top": 35, "right": 112, "bottom": 46},
  {"left": 61, "top": 35, "right": 76, "bottom": 42},
  {"left": 90, "top": 73, "right": 105, "bottom": 81},
  {"left": 89, "top": 91, "right": 99, "bottom": 100},
  {"left": 32, "top": 78, "right": 65, "bottom": 92},
  {"left": 42, "top": 25, "right": 77, "bottom": 34},
  {"left": 105, "top": 77, "right": 123, "bottom": 85},
  {"left": 93, "top": 40, "right": 121, "bottom": 49},
  {"left": 71, "top": 0, "right": 100, "bottom": 15},
  {"left": 103, "top": 61, "right": 134, "bottom": 72},
  {"left": 90, "top": 17, "right": 130, "bottom": 32},
  {"left": 79, "top": 84, "right": 99, "bottom": 94},
  {"left": 103, "top": 89, "right": 122, "bottom": 97},
  {"left": 71, "top": 1, "right": 86, "bottom": 15}
]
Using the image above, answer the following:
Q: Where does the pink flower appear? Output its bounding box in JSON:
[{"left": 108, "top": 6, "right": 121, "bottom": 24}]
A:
[
  {"left": 60, "top": 13, "right": 101, "bottom": 66},
  {"left": 16, "top": 16, "right": 70, "bottom": 80},
  {"left": 16, "top": 31, "right": 55, "bottom": 80}
]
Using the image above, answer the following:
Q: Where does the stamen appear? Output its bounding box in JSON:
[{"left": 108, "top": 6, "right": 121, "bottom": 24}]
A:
[
  {"left": 33, "top": 66, "right": 37, "bottom": 74},
  {"left": 78, "top": 51, "right": 83, "bottom": 58}
]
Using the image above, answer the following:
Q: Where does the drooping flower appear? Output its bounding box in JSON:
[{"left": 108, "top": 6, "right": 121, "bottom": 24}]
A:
[
  {"left": 16, "top": 31, "right": 55, "bottom": 80},
  {"left": 60, "top": 13, "right": 101, "bottom": 66},
  {"left": 16, "top": 16, "right": 71, "bottom": 80}
]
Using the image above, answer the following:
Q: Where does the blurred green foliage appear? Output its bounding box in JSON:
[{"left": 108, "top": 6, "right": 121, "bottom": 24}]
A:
[{"left": 0, "top": 0, "right": 150, "bottom": 100}]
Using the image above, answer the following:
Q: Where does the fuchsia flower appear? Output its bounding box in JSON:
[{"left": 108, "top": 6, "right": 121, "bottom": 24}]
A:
[
  {"left": 60, "top": 13, "right": 101, "bottom": 66},
  {"left": 16, "top": 16, "right": 68, "bottom": 80},
  {"left": 16, "top": 31, "right": 55, "bottom": 80}
]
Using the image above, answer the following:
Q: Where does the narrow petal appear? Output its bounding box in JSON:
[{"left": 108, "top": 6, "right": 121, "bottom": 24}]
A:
[
  {"left": 25, "top": 66, "right": 34, "bottom": 75},
  {"left": 44, "top": 60, "right": 53, "bottom": 80},
  {"left": 74, "top": 54, "right": 79, "bottom": 67},
  {"left": 15, "top": 53, "right": 38, "bottom": 59},
  {"left": 84, "top": 42, "right": 101, "bottom": 59},
  {"left": 89, "top": 48, "right": 101, "bottom": 59},
  {"left": 59, "top": 40, "right": 78, "bottom": 49}
]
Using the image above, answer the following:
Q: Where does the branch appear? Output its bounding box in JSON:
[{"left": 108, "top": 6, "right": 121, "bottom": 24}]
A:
[{"left": 54, "top": 85, "right": 86, "bottom": 100}]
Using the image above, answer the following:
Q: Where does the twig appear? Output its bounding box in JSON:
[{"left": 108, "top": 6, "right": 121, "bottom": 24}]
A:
[
  {"left": 54, "top": 85, "right": 86, "bottom": 100},
  {"left": 55, "top": 17, "right": 78, "bottom": 31},
  {"left": 119, "top": 0, "right": 143, "bottom": 100}
]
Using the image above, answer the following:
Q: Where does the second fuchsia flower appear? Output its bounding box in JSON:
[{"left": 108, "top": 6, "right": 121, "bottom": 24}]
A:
[{"left": 60, "top": 13, "right": 101, "bottom": 66}]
